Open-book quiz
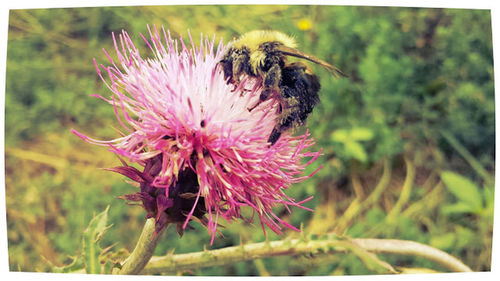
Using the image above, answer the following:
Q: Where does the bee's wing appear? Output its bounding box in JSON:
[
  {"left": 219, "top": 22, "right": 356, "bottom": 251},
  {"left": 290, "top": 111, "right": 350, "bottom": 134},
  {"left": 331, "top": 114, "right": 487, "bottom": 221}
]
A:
[{"left": 277, "top": 45, "right": 348, "bottom": 78}]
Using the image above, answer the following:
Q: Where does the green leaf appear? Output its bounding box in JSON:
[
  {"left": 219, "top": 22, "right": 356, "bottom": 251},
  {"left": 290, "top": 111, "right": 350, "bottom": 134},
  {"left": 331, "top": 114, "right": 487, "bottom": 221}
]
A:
[
  {"left": 101, "top": 247, "right": 129, "bottom": 274},
  {"left": 345, "top": 141, "right": 368, "bottom": 162},
  {"left": 454, "top": 226, "right": 474, "bottom": 249},
  {"left": 441, "top": 131, "right": 494, "bottom": 187},
  {"left": 82, "top": 206, "right": 112, "bottom": 274},
  {"left": 49, "top": 255, "right": 84, "bottom": 273},
  {"left": 429, "top": 232, "right": 456, "bottom": 251},
  {"left": 482, "top": 185, "right": 495, "bottom": 218},
  {"left": 331, "top": 127, "right": 374, "bottom": 143},
  {"left": 441, "top": 202, "right": 477, "bottom": 215},
  {"left": 350, "top": 127, "right": 374, "bottom": 141},
  {"left": 441, "top": 171, "right": 483, "bottom": 213},
  {"left": 331, "top": 129, "right": 349, "bottom": 142}
]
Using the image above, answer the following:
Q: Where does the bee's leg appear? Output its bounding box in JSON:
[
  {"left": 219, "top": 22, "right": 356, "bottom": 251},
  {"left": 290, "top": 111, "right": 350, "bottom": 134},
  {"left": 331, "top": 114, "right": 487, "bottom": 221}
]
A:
[
  {"left": 248, "top": 64, "right": 281, "bottom": 112},
  {"left": 267, "top": 94, "right": 299, "bottom": 145},
  {"left": 231, "top": 51, "right": 251, "bottom": 89},
  {"left": 267, "top": 105, "right": 298, "bottom": 145},
  {"left": 247, "top": 90, "right": 269, "bottom": 112},
  {"left": 268, "top": 127, "right": 282, "bottom": 145},
  {"left": 230, "top": 60, "right": 243, "bottom": 90}
]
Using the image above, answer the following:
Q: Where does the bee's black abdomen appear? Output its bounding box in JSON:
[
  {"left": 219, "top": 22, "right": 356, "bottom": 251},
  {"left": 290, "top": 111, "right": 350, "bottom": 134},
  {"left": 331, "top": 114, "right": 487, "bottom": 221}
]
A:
[
  {"left": 267, "top": 62, "right": 321, "bottom": 144},
  {"left": 281, "top": 62, "right": 321, "bottom": 109}
]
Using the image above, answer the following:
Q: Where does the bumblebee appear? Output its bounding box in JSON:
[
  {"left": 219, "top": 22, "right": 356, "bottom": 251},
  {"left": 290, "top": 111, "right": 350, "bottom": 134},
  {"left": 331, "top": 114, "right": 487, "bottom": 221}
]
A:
[{"left": 219, "top": 30, "right": 346, "bottom": 144}]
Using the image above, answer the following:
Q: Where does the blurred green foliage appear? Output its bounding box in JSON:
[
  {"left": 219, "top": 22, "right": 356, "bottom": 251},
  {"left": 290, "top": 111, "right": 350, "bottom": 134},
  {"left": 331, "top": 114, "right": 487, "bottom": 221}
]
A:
[{"left": 5, "top": 5, "right": 494, "bottom": 275}]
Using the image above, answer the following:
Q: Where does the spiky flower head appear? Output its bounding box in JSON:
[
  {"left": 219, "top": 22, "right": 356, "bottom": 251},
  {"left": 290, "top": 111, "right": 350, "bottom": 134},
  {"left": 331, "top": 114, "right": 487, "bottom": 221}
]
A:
[{"left": 72, "top": 26, "right": 321, "bottom": 243}]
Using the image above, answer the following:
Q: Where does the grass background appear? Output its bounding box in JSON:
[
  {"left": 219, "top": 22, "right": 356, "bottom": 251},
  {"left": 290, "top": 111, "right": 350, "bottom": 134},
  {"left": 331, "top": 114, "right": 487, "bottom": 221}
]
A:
[{"left": 4, "top": 5, "right": 495, "bottom": 275}]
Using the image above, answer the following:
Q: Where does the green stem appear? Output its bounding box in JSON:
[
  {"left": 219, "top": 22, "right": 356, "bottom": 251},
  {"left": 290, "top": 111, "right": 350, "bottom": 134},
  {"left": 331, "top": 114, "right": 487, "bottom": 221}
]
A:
[
  {"left": 386, "top": 157, "right": 415, "bottom": 223},
  {"left": 117, "top": 218, "right": 163, "bottom": 275},
  {"left": 352, "top": 238, "right": 472, "bottom": 272},
  {"left": 141, "top": 238, "right": 385, "bottom": 274},
  {"left": 335, "top": 158, "right": 392, "bottom": 232},
  {"left": 441, "top": 130, "right": 494, "bottom": 186},
  {"left": 141, "top": 237, "right": 471, "bottom": 275}
]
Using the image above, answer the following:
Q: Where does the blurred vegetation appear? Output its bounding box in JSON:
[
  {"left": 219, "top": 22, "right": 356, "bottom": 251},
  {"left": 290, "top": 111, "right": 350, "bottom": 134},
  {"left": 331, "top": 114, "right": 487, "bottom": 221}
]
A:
[{"left": 4, "top": 5, "right": 494, "bottom": 275}]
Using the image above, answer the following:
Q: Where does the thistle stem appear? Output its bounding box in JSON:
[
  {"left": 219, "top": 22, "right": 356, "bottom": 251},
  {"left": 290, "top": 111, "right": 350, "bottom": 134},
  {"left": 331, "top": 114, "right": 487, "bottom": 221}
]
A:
[
  {"left": 352, "top": 238, "right": 473, "bottom": 272},
  {"left": 117, "top": 218, "right": 163, "bottom": 275},
  {"left": 141, "top": 237, "right": 472, "bottom": 274}
]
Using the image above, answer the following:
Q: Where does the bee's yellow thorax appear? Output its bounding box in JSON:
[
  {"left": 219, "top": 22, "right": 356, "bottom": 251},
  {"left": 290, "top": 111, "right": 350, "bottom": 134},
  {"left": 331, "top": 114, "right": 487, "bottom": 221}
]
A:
[
  {"left": 231, "top": 30, "right": 297, "bottom": 74},
  {"left": 232, "top": 30, "right": 297, "bottom": 51}
]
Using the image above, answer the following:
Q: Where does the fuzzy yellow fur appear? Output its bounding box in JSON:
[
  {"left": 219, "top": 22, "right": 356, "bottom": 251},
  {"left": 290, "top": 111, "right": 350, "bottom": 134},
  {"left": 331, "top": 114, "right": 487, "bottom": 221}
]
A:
[
  {"left": 232, "top": 30, "right": 297, "bottom": 50},
  {"left": 231, "top": 30, "right": 297, "bottom": 73}
]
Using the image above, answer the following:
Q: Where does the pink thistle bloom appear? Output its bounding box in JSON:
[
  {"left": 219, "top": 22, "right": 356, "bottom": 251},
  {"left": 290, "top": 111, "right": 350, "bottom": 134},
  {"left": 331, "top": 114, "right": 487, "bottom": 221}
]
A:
[{"left": 72, "top": 26, "right": 321, "bottom": 243}]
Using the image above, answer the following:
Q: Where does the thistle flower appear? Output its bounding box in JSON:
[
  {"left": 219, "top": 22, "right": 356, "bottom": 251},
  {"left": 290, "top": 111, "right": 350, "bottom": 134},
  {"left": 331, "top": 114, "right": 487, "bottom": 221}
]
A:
[{"left": 72, "top": 26, "right": 321, "bottom": 243}]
